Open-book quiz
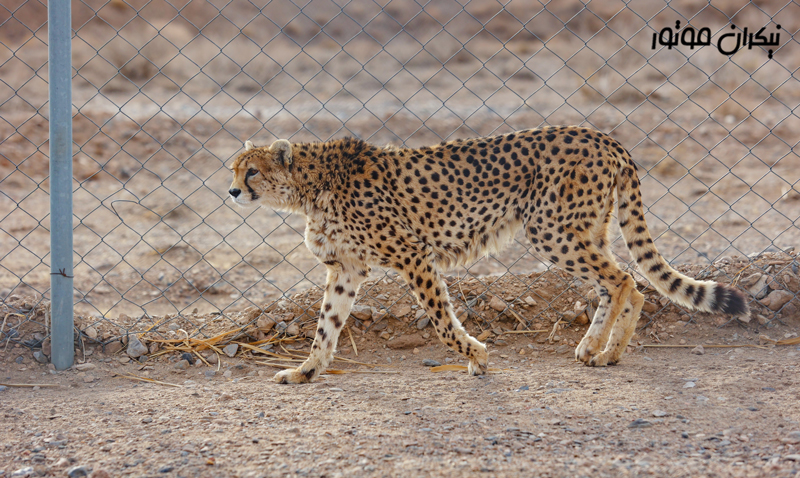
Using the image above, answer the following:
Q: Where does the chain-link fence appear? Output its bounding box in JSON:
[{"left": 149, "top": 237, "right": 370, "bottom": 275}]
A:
[{"left": 1, "top": 0, "right": 798, "bottom": 364}]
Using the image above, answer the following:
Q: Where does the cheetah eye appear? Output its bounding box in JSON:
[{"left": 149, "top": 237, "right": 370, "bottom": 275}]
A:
[{"left": 246, "top": 168, "right": 258, "bottom": 178}]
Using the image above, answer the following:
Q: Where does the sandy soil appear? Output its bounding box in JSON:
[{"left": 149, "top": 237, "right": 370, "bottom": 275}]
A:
[
  {"left": 1, "top": 1, "right": 800, "bottom": 476},
  {"left": 2, "top": 320, "right": 800, "bottom": 478}
]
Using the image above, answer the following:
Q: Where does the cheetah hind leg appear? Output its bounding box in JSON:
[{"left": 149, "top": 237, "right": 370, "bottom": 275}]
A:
[
  {"left": 401, "top": 262, "right": 488, "bottom": 376},
  {"left": 592, "top": 288, "right": 644, "bottom": 366}
]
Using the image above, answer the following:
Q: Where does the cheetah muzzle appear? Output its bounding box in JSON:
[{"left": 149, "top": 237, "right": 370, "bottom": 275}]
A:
[{"left": 228, "top": 127, "right": 750, "bottom": 384}]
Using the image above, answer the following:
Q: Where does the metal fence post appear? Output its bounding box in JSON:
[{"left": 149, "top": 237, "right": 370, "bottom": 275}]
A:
[{"left": 49, "top": 0, "right": 73, "bottom": 370}]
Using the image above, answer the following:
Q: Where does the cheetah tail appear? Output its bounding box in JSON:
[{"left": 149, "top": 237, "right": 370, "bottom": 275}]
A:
[{"left": 616, "top": 164, "right": 750, "bottom": 319}]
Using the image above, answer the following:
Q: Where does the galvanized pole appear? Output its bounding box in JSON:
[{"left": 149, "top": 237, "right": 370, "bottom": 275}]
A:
[{"left": 49, "top": 0, "right": 73, "bottom": 370}]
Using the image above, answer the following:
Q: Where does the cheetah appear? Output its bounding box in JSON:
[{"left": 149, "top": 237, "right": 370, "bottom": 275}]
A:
[{"left": 228, "top": 126, "right": 749, "bottom": 384}]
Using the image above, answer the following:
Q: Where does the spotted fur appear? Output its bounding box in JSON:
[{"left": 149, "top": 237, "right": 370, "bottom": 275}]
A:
[{"left": 228, "top": 126, "right": 749, "bottom": 382}]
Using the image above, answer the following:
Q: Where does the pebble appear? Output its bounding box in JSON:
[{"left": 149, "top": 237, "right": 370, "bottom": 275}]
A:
[
  {"left": 745, "top": 274, "right": 769, "bottom": 299},
  {"left": 350, "top": 305, "right": 373, "bottom": 321},
  {"left": 173, "top": 360, "right": 190, "bottom": 370},
  {"left": 84, "top": 326, "right": 98, "bottom": 341},
  {"left": 489, "top": 296, "right": 506, "bottom": 312},
  {"left": 126, "top": 335, "right": 148, "bottom": 358},
  {"left": 415, "top": 309, "right": 426, "bottom": 320},
  {"left": 652, "top": 410, "right": 668, "bottom": 417},
  {"left": 222, "top": 370, "right": 232, "bottom": 378},
  {"left": 180, "top": 352, "right": 195, "bottom": 364},
  {"left": 782, "top": 431, "right": 800, "bottom": 444},
  {"left": 204, "top": 370, "right": 216, "bottom": 378},
  {"left": 628, "top": 418, "right": 653, "bottom": 429},
  {"left": 15, "top": 356, "right": 24, "bottom": 364},
  {"left": 691, "top": 345, "right": 705, "bottom": 355},
  {"left": 33, "top": 351, "right": 49, "bottom": 364},
  {"left": 66, "top": 465, "right": 91, "bottom": 477},
  {"left": 117, "top": 356, "right": 130, "bottom": 364},
  {"left": 422, "top": 359, "right": 441, "bottom": 367},
  {"left": 763, "top": 290, "right": 793, "bottom": 311},
  {"left": 10, "top": 467, "right": 33, "bottom": 477},
  {"left": 524, "top": 296, "right": 537, "bottom": 306},
  {"left": 0, "top": 385, "right": 7, "bottom": 392},
  {"left": 641, "top": 301, "right": 658, "bottom": 314},
  {"left": 223, "top": 344, "right": 238, "bottom": 358},
  {"left": 285, "top": 323, "right": 300, "bottom": 336},
  {"left": 683, "top": 381, "right": 696, "bottom": 388},
  {"left": 329, "top": 387, "right": 343, "bottom": 392},
  {"left": 416, "top": 317, "right": 430, "bottom": 330},
  {"left": 90, "top": 470, "right": 111, "bottom": 478},
  {"left": 76, "top": 363, "right": 96, "bottom": 371}
]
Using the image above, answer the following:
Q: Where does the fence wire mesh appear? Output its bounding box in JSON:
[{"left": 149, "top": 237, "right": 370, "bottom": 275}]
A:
[{"left": 1, "top": 0, "right": 799, "bottom": 359}]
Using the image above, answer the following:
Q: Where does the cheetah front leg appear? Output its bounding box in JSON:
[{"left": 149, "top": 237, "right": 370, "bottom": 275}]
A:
[
  {"left": 274, "top": 260, "right": 369, "bottom": 384},
  {"left": 399, "top": 258, "right": 488, "bottom": 375}
]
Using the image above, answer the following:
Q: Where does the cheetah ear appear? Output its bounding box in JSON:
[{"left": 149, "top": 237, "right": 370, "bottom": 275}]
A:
[
  {"left": 244, "top": 140, "right": 255, "bottom": 151},
  {"left": 269, "top": 139, "right": 293, "bottom": 166}
]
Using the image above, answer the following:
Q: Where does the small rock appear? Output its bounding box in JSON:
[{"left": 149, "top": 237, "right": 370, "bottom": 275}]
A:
[
  {"left": 690, "top": 345, "right": 705, "bottom": 355},
  {"left": 222, "top": 370, "right": 232, "bottom": 378},
  {"left": 206, "top": 353, "right": 219, "bottom": 365},
  {"left": 763, "top": 290, "right": 793, "bottom": 311},
  {"left": 745, "top": 274, "right": 770, "bottom": 299},
  {"left": 0, "top": 385, "right": 7, "bottom": 392},
  {"left": 652, "top": 410, "right": 668, "bottom": 417},
  {"left": 628, "top": 418, "right": 653, "bottom": 429},
  {"left": 90, "top": 470, "right": 112, "bottom": 478},
  {"left": 11, "top": 467, "right": 34, "bottom": 477},
  {"left": 387, "top": 334, "right": 426, "bottom": 349},
  {"left": 350, "top": 305, "right": 372, "bottom": 321},
  {"left": 422, "top": 359, "right": 441, "bottom": 367},
  {"left": 785, "top": 455, "right": 800, "bottom": 462},
  {"left": 329, "top": 387, "right": 343, "bottom": 392},
  {"left": 379, "top": 331, "right": 391, "bottom": 340},
  {"left": 204, "top": 370, "right": 216, "bottom": 378},
  {"left": 223, "top": 343, "right": 238, "bottom": 358},
  {"left": 415, "top": 309, "right": 426, "bottom": 320},
  {"left": 416, "top": 317, "right": 430, "bottom": 330},
  {"left": 84, "top": 326, "right": 98, "bottom": 341},
  {"left": 642, "top": 301, "right": 658, "bottom": 314},
  {"left": 683, "top": 381, "right": 696, "bottom": 389},
  {"left": 76, "top": 362, "right": 96, "bottom": 371},
  {"left": 489, "top": 296, "right": 506, "bottom": 312},
  {"left": 104, "top": 341, "right": 123, "bottom": 355},
  {"left": 573, "top": 311, "right": 589, "bottom": 325},
  {"left": 394, "top": 305, "right": 412, "bottom": 318},
  {"left": 117, "top": 356, "right": 130, "bottom": 364},
  {"left": 285, "top": 323, "right": 300, "bottom": 336},
  {"left": 66, "top": 465, "right": 91, "bottom": 478},
  {"left": 782, "top": 431, "right": 800, "bottom": 444},
  {"left": 126, "top": 335, "right": 148, "bottom": 358},
  {"left": 257, "top": 315, "right": 276, "bottom": 332},
  {"left": 173, "top": 360, "right": 190, "bottom": 370},
  {"left": 555, "top": 344, "right": 571, "bottom": 354},
  {"left": 33, "top": 351, "right": 49, "bottom": 364},
  {"left": 219, "top": 393, "right": 233, "bottom": 400},
  {"left": 148, "top": 342, "right": 160, "bottom": 354},
  {"left": 524, "top": 296, "right": 537, "bottom": 306},
  {"left": 54, "top": 458, "right": 70, "bottom": 468},
  {"left": 15, "top": 356, "right": 24, "bottom": 364},
  {"left": 180, "top": 352, "right": 195, "bottom": 364}
]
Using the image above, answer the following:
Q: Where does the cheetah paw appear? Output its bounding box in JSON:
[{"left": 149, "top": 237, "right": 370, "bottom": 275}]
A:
[
  {"left": 575, "top": 336, "right": 604, "bottom": 365},
  {"left": 273, "top": 367, "right": 316, "bottom": 384},
  {"left": 467, "top": 344, "right": 489, "bottom": 376}
]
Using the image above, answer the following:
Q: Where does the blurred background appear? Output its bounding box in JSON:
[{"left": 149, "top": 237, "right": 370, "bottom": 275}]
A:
[{"left": 0, "top": 0, "right": 798, "bottom": 334}]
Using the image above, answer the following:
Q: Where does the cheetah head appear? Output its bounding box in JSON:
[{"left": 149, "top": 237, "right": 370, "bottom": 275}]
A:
[{"left": 228, "top": 139, "right": 295, "bottom": 210}]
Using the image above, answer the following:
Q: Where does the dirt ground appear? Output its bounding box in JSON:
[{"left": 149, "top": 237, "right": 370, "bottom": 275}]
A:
[
  {"left": 1, "top": 1, "right": 800, "bottom": 476},
  {"left": 1, "top": 316, "right": 800, "bottom": 478},
  {"left": 2, "top": 249, "right": 800, "bottom": 477}
]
